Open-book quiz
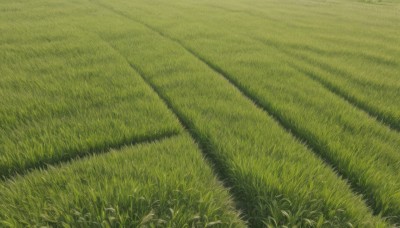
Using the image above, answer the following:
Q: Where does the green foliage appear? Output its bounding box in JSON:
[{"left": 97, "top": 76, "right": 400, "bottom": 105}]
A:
[
  {"left": 0, "top": 135, "right": 245, "bottom": 227},
  {"left": 78, "top": 7, "right": 385, "bottom": 226},
  {"left": 96, "top": 0, "right": 400, "bottom": 223},
  {"left": 0, "top": 23, "right": 182, "bottom": 177},
  {"left": 1, "top": 0, "right": 399, "bottom": 226}
]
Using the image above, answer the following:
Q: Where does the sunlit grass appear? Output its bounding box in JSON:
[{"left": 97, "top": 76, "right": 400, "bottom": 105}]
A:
[
  {"left": 0, "top": 135, "right": 245, "bottom": 227},
  {"left": 1, "top": 0, "right": 399, "bottom": 226},
  {"left": 101, "top": 0, "right": 400, "bottom": 222},
  {"left": 0, "top": 22, "right": 181, "bottom": 177}
]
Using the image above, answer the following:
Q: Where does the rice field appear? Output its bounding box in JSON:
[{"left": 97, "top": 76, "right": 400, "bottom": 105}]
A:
[{"left": 0, "top": 0, "right": 399, "bottom": 226}]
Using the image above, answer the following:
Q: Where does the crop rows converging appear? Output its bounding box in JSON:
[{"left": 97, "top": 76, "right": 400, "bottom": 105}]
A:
[{"left": 0, "top": 0, "right": 399, "bottom": 226}]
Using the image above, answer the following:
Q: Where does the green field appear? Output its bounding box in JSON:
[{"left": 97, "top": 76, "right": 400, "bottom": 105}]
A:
[{"left": 1, "top": 0, "right": 399, "bottom": 226}]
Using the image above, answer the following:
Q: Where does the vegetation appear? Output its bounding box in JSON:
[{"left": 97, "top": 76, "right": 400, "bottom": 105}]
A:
[
  {"left": 0, "top": 0, "right": 399, "bottom": 226},
  {"left": 0, "top": 23, "right": 182, "bottom": 177},
  {"left": 92, "top": 0, "right": 400, "bottom": 222},
  {"left": 0, "top": 135, "right": 245, "bottom": 227}
]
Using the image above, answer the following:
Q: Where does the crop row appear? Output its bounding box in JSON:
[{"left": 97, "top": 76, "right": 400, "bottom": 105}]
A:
[
  {"left": 82, "top": 5, "right": 385, "bottom": 226},
  {"left": 132, "top": 0, "right": 400, "bottom": 131},
  {"left": 1, "top": 0, "right": 398, "bottom": 226},
  {"left": 94, "top": 0, "right": 400, "bottom": 223},
  {"left": 0, "top": 5, "right": 246, "bottom": 226},
  {"left": 211, "top": 0, "right": 400, "bottom": 131}
]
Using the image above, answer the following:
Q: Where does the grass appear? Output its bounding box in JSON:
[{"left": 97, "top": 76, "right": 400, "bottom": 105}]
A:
[
  {"left": 77, "top": 7, "right": 386, "bottom": 226},
  {"left": 97, "top": 0, "right": 400, "bottom": 222},
  {"left": 117, "top": 0, "right": 400, "bottom": 131},
  {"left": 0, "top": 0, "right": 399, "bottom": 226},
  {"left": 0, "top": 134, "right": 245, "bottom": 227},
  {"left": 0, "top": 22, "right": 182, "bottom": 178},
  {"left": 212, "top": 0, "right": 400, "bottom": 131}
]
